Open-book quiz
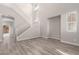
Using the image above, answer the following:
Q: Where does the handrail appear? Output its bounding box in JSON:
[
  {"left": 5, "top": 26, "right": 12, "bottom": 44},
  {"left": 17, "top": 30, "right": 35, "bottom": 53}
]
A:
[{"left": 16, "top": 25, "right": 30, "bottom": 36}]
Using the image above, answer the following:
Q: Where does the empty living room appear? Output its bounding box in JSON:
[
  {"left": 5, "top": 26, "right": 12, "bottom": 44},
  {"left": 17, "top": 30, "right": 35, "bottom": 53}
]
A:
[{"left": 0, "top": 3, "right": 79, "bottom": 55}]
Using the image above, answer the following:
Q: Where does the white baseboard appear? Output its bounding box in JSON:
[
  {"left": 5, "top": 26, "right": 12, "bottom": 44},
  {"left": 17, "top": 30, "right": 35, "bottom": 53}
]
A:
[
  {"left": 17, "top": 37, "right": 42, "bottom": 41},
  {"left": 42, "top": 36, "right": 60, "bottom": 40},
  {"left": 49, "top": 37, "right": 60, "bottom": 40},
  {"left": 42, "top": 37, "right": 49, "bottom": 39},
  {"left": 61, "top": 40, "right": 79, "bottom": 46}
]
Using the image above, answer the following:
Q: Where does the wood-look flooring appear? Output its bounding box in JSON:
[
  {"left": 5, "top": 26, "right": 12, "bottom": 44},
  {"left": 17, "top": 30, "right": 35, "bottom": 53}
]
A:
[{"left": 0, "top": 37, "right": 79, "bottom": 55}]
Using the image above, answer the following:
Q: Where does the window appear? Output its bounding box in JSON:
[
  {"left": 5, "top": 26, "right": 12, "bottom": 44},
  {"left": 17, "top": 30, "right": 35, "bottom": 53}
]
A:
[
  {"left": 32, "top": 3, "right": 39, "bottom": 23},
  {"left": 66, "top": 11, "right": 77, "bottom": 32}
]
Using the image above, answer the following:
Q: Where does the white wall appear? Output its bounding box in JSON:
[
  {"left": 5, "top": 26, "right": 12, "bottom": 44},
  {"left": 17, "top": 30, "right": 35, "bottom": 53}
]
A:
[
  {"left": 39, "top": 3, "right": 64, "bottom": 37},
  {"left": 61, "top": 11, "right": 79, "bottom": 46},
  {"left": 60, "top": 4, "right": 79, "bottom": 46},
  {"left": 48, "top": 16, "right": 61, "bottom": 40},
  {"left": 39, "top": 3, "right": 79, "bottom": 46}
]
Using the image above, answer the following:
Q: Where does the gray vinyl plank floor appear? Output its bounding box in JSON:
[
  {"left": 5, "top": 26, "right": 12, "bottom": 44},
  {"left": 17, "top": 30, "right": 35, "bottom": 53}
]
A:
[{"left": 0, "top": 37, "right": 79, "bottom": 55}]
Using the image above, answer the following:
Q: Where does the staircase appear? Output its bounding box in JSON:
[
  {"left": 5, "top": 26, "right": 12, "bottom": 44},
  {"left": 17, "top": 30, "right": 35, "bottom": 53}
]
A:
[{"left": 0, "top": 4, "right": 31, "bottom": 40}]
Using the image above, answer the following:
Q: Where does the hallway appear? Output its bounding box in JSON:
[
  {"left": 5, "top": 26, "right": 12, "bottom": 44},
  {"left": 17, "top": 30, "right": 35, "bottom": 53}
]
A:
[{"left": 0, "top": 37, "right": 79, "bottom": 55}]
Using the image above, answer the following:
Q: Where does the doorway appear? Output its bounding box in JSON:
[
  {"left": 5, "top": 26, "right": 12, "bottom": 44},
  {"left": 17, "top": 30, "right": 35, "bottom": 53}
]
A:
[
  {"left": 1, "top": 16, "right": 16, "bottom": 52},
  {"left": 48, "top": 15, "right": 61, "bottom": 40}
]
